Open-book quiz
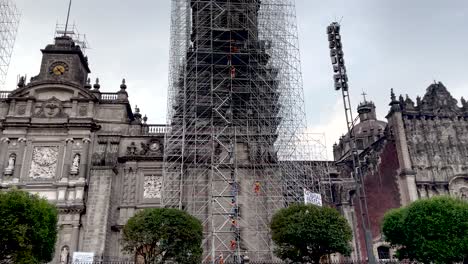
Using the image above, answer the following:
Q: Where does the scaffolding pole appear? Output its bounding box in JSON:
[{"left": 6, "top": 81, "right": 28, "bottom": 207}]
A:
[{"left": 0, "top": 0, "right": 20, "bottom": 88}]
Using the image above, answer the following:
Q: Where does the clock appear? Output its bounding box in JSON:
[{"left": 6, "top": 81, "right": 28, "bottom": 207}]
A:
[{"left": 49, "top": 62, "right": 69, "bottom": 76}]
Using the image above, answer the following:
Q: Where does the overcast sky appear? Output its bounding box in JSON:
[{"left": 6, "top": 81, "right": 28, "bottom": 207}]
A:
[{"left": 6, "top": 0, "right": 468, "bottom": 159}]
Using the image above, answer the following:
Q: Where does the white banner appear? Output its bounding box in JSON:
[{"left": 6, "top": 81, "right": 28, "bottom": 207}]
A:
[
  {"left": 72, "top": 252, "right": 94, "bottom": 263},
  {"left": 304, "top": 189, "right": 322, "bottom": 207}
]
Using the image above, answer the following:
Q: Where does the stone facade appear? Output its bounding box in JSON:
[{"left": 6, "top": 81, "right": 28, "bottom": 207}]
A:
[
  {"left": 333, "top": 82, "right": 468, "bottom": 261},
  {"left": 0, "top": 36, "right": 166, "bottom": 262}
]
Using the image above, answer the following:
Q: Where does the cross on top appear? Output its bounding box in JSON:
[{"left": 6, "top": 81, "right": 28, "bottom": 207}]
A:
[{"left": 361, "top": 91, "right": 367, "bottom": 102}]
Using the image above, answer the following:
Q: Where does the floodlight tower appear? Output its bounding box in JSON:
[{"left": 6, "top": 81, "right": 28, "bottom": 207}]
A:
[
  {"left": 327, "top": 22, "right": 376, "bottom": 263},
  {"left": 0, "top": 0, "right": 20, "bottom": 88}
]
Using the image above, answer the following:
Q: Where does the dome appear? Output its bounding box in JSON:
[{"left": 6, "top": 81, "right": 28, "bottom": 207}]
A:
[{"left": 333, "top": 99, "right": 387, "bottom": 161}]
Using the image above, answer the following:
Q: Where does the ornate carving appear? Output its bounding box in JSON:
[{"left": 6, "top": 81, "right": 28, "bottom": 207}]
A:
[
  {"left": 34, "top": 97, "right": 67, "bottom": 118},
  {"left": 143, "top": 175, "right": 162, "bottom": 199},
  {"left": 29, "top": 146, "right": 59, "bottom": 179},
  {"left": 16, "top": 104, "right": 26, "bottom": 115},
  {"left": 126, "top": 142, "right": 138, "bottom": 156},
  {"left": 79, "top": 105, "right": 88, "bottom": 116},
  {"left": 140, "top": 140, "right": 163, "bottom": 156}
]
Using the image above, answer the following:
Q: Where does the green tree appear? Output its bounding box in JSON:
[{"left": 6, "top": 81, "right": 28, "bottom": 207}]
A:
[
  {"left": 0, "top": 188, "right": 58, "bottom": 264},
  {"left": 382, "top": 196, "right": 468, "bottom": 263},
  {"left": 270, "top": 204, "right": 353, "bottom": 263},
  {"left": 122, "top": 208, "right": 203, "bottom": 264}
]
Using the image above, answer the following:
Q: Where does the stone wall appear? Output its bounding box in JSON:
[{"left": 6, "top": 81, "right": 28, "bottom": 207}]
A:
[
  {"left": 353, "top": 138, "right": 401, "bottom": 259},
  {"left": 81, "top": 168, "right": 115, "bottom": 254}
]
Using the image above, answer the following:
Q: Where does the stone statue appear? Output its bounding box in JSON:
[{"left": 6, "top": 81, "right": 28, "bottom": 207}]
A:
[
  {"left": 70, "top": 154, "right": 80, "bottom": 174},
  {"left": 4, "top": 154, "right": 15, "bottom": 175},
  {"left": 60, "top": 246, "right": 69, "bottom": 264}
]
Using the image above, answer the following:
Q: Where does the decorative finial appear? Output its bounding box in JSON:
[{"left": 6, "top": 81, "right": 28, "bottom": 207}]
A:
[
  {"left": 93, "top": 78, "right": 100, "bottom": 90},
  {"left": 120, "top": 78, "right": 127, "bottom": 91},
  {"left": 84, "top": 78, "right": 91, "bottom": 89},
  {"left": 390, "top": 88, "right": 396, "bottom": 101},
  {"left": 461, "top": 97, "right": 467, "bottom": 108},
  {"left": 135, "top": 105, "right": 140, "bottom": 114},
  {"left": 143, "top": 115, "right": 148, "bottom": 124}
]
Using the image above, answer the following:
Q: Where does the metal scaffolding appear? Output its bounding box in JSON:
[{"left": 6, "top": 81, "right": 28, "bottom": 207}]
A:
[
  {"left": 0, "top": 0, "right": 20, "bottom": 88},
  {"left": 163, "top": 0, "right": 329, "bottom": 262}
]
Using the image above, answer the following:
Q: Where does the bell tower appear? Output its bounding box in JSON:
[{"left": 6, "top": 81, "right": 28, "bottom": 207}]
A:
[
  {"left": 30, "top": 0, "right": 90, "bottom": 87},
  {"left": 30, "top": 35, "right": 90, "bottom": 86}
]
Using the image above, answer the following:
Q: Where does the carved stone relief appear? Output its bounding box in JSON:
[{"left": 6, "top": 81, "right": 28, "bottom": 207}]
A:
[
  {"left": 449, "top": 176, "right": 468, "bottom": 200},
  {"left": 33, "top": 97, "right": 67, "bottom": 118},
  {"left": 78, "top": 105, "right": 88, "bottom": 116},
  {"left": 29, "top": 146, "right": 59, "bottom": 179},
  {"left": 143, "top": 175, "right": 162, "bottom": 199},
  {"left": 16, "top": 104, "right": 26, "bottom": 115},
  {"left": 126, "top": 140, "right": 163, "bottom": 157}
]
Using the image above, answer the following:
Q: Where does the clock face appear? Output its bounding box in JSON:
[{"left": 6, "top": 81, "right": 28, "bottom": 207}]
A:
[{"left": 49, "top": 62, "right": 69, "bottom": 76}]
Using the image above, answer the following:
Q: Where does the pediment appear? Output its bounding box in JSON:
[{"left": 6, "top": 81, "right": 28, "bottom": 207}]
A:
[{"left": 9, "top": 82, "right": 97, "bottom": 102}]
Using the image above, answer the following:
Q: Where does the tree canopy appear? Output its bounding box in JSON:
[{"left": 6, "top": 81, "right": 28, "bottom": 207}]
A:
[
  {"left": 270, "top": 204, "right": 353, "bottom": 263},
  {"left": 0, "top": 188, "right": 58, "bottom": 264},
  {"left": 122, "top": 208, "right": 203, "bottom": 264},
  {"left": 382, "top": 196, "right": 468, "bottom": 263}
]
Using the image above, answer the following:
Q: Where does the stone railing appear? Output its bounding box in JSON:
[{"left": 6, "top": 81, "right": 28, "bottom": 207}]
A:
[
  {"left": 142, "top": 124, "right": 169, "bottom": 135},
  {"left": 0, "top": 91, "right": 11, "bottom": 99},
  {"left": 100, "top": 92, "right": 119, "bottom": 101}
]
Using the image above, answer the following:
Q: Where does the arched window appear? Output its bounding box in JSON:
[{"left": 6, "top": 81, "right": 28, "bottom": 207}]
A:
[{"left": 377, "top": 245, "right": 390, "bottom": 260}]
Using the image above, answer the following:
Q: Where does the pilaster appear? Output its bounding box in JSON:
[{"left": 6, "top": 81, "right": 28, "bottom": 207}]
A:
[
  {"left": 0, "top": 137, "right": 9, "bottom": 183},
  {"left": 13, "top": 137, "right": 27, "bottom": 182},
  {"left": 387, "top": 92, "right": 418, "bottom": 205}
]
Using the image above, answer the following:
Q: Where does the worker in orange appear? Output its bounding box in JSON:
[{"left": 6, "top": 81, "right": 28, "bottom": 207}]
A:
[{"left": 254, "top": 181, "right": 261, "bottom": 194}]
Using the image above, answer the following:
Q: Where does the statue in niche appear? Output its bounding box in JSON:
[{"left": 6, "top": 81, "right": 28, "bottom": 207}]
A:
[
  {"left": 70, "top": 154, "right": 80, "bottom": 175},
  {"left": 460, "top": 188, "right": 468, "bottom": 200},
  {"left": 4, "top": 154, "right": 16, "bottom": 175},
  {"left": 126, "top": 142, "right": 138, "bottom": 156},
  {"left": 60, "top": 246, "right": 69, "bottom": 264}
]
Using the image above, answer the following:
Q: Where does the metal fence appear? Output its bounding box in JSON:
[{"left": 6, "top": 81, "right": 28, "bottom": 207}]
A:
[{"left": 71, "top": 261, "right": 404, "bottom": 264}]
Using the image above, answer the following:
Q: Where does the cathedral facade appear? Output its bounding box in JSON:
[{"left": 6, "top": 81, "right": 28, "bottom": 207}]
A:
[
  {"left": 0, "top": 36, "right": 166, "bottom": 262},
  {"left": 333, "top": 82, "right": 468, "bottom": 260}
]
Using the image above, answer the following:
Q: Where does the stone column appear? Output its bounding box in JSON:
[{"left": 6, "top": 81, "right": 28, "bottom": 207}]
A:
[
  {"left": 0, "top": 137, "right": 9, "bottom": 182},
  {"left": 62, "top": 138, "right": 74, "bottom": 181},
  {"left": 80, "top": 138, "right": 91, "bottom": 181},
  {"left": 70, "top": 223, "right": 80, "bottom": 252},
  {"left": 13, "top": 138, "right": 27, "bottom": 182}
]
